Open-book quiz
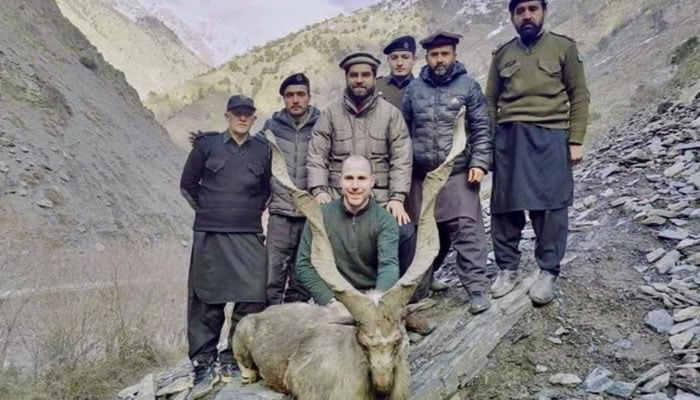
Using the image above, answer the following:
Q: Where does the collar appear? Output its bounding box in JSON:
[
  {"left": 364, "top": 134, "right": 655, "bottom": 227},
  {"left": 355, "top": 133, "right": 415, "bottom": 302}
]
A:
[
  {"left": 341, "top": 196, "right": 372, "bottom": 216},
  {"left": 223, "top": 129, "right": 250, "bottom": 147},
  {"left": 343, "top": 89, "right": 378, "bottom": 116},
  {"left": 389, "top": 74, "right": 414, "bottom": 89}
]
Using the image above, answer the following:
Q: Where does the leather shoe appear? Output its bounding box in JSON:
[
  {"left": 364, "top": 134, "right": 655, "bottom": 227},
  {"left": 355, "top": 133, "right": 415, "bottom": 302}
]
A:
[
  {"left": 529, "top": 270, "right": 557, "bottom": 305},
  {"left": 490, "top": 269, "right": 519, "bottom": 298},
  {"left": 469, "top": 292, "right": 491, "bottom": 314},
  {"left": 405, "top": 313, "right": 436, "bottom": 335}
]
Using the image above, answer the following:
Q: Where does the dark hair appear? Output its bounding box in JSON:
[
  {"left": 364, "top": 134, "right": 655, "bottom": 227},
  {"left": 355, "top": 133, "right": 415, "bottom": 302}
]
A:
[{"left": 509, "top": 0, "right": 547, "bottom": 13}]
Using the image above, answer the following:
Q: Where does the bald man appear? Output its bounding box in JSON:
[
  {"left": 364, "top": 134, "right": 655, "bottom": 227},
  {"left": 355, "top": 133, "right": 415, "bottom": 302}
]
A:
[{"left": 296, "top": 155, "right": 400, "bottom": 304}]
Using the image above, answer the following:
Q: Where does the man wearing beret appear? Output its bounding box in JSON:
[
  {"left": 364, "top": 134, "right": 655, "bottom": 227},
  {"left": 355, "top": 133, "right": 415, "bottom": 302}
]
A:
[
  {"left": 307, "top": 52, "right": 427, "bottom": 302},
  {"left": 376, "top": 35, "right": 417, "bottom": 109},
  {"left": 402, "top": 32, "right": 493, "bottom": 314},
  {"left": 486, "top": 0, "right": 589, "bottom": 305},
  {"left": 180, "top": 95, "right": 270, "bottom": 398},
  {"left": 262, "top": 73, "right": 318, "bottom": 305}
]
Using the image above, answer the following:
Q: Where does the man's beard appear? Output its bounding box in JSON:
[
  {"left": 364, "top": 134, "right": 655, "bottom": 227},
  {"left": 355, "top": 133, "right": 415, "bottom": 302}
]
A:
[
  {"left": 517, "top": 20, "right": 544, "bottom": 43},
  {"left": 348, "top": 86, "right": 374, "bottom": 103},
  {"left": 429, "top": 62, "right": 454, "bottom": 83}
]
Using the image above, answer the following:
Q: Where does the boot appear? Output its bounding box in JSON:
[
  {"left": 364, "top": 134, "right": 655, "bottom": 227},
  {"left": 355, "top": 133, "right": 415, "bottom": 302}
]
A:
[
  {"left": 529, "top": 270, "right": 557, "bottom": 305},
  {"left": 430, "top": 277, "right": 449, "bottom": 292},
  {"left": 469, "top": 292, "right": 491, "bottom": 314},
  {"left": 490, "top": 269, "right": 519, "bottom": 298},
  {"left": 189, "top": 359, "right": 219, "bottom": 399},
  {"left": 217, "top": 352, "right": 238, "bottom": 384},
  {"left": 405, "top": 313, "right": 436, "bottom": 335}
]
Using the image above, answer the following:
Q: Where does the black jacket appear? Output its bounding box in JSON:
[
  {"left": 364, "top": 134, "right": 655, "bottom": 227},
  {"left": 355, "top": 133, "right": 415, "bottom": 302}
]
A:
[
  {"left": 180, "top": 131, "right": 271, "bottom": 233},
  {"left": 402, "top": 61, "right": 493, "bottom": 177}
]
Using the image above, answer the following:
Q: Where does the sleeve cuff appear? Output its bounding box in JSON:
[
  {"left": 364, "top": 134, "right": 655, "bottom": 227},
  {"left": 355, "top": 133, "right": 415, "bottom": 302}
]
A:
[{"left": 388, "top": 193, "right": 406, "bottom": 203}]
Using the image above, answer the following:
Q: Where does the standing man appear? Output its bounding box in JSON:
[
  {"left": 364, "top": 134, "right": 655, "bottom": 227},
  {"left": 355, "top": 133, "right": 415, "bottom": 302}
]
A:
[
  {"left": 376, "top": 35, "right": 417, "bottom": 109},
  {"left": 263, "top": 73, "right": 319, "bottom": 305},
  {"left": 180, "top": 95, "right": 270, "bottom": 399},
  {"left": 486, "top": 0, "right": 589, "bottom": 305},
  {"left": 306, "top": 52, "right": 416, "bottom": 286},
  {"left": 402, "top": 32, "right": 493, "bottom": 314}
]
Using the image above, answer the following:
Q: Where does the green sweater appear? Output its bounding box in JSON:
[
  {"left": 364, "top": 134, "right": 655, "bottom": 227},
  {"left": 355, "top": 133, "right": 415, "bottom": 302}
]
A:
[
  {"left": 485, "top": 31, "right": 590, "bottom": 144},
  {"left": 295, "top": 198, "right": 400, "bottom": 305}
]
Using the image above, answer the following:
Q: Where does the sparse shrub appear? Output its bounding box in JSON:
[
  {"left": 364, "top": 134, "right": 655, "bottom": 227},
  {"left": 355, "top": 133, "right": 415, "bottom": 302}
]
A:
[
  {"left": 671, "top": 36, "right": 699, "bottom": 65},
  {"left": 79, "top": 55, "right": 98, "bottom": 71}
]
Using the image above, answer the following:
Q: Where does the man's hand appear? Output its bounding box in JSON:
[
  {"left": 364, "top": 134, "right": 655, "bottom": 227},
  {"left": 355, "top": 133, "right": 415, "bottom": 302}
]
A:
[
  {"left": 314, "top": 192, "right": 332, "bottom": 204},
  {"left": 386, "top": 200, "right": 411, "bottom": 225},
  {"left": 188, "top": 130, "right": 204, "bottom": 146},
  {"left": 467, "top": 168, "right": 485, "bottom": 183},
  {"left": 570, "top": 144, "right": 584, "bottom": 165}
]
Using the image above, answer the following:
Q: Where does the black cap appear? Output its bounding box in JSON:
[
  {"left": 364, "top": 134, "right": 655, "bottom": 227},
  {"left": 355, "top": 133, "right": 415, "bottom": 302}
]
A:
[
  {"left": 338, "top": 52, "right": 381, "bottom": 70},
  {"left": 509, "top": 0, "right": 547, "bottom": 12},
  {"left": 226, "top": 95, "right": 255, "bottom": 112},
  {"left": 419, "top": 31, "right": 462, "bottom": 49},
  {"left": 279, "top": 73, "right": 310, "bottom": 95},
  {"left": 383, "top": 35, "right": 416, "bottom": 55}
]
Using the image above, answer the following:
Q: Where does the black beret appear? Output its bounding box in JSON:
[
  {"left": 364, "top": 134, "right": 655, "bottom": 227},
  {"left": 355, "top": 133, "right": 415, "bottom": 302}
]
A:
[
  {"left": 383, "top": 35, "right": 416, "bottom": 55},
  {"left": 419, "top": 31, "right": 462, "bottom": 49},
  {"left": 338, "top": 52, "right": 381, "bottom": 70},
  {"left": 226, "top": 94, "right": 255, "bottom": 111},
  {"left": 279, "top": 73, "right": 310, "bottom": 95},
  {"left": 509, "top": 0, "right": 547, "bottom": 12}
]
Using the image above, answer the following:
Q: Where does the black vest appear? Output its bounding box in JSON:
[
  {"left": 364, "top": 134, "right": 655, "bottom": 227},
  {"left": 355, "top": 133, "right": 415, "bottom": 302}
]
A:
[{"left": 193, "top": 132, "right": 270, "bottom": 233}]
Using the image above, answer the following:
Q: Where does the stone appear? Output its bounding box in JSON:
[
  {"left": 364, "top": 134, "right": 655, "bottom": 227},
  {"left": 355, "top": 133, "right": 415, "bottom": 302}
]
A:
[
  {"left": 635, "top": 364, "right": 670, "bottom": 386},
  {"left": 180, "top": 240, "right": 189, "bottom": 248},
  {"left": 134, "top": 373, "right": 155, "bottom": 400},
  {"left": 656, "top": 251, "right": 682, "bottom": 273},
  {"left": 640, "top": 372, "right": 670, "bottom": 393},
  {"left": 645, "top": 310, "right": 674, "bottom": 333},
  {"left": 584, "top": 195, "right": 597, "bottom": 208},
  {"left": 155, "top": 376, "right": 192, "bottom": 397},
  {"left": 582, "top": 366, "right": 614, "bottom": 393},
  {"left": 95, "top": 243, "right": 106, "bottom": 252},
  {"left": 669, "top": 329, "right": 696, "bottom": 351},
  {"left": 625, "top": 149, "right": 652, "bottom": 162},
  {"left": 678, "top": 141, "right": 700, "bottom": 151},
  {"left": 536, "top": 365, "right": 549, "bottom": 373},
  {"left": 658, "top": 230, "right": 690, "bottom": 241},
  {"left": 611, "top": 197, "right": 634, "bottom": 208},
  {"left": 603, "top": 188, "right": 616, "bottom": 197},
  {"left": 118, "top": 382, "right": 140, "bottom": 399},
  {"left": 672, "top": 368, "right": 700, "bottom": 396},
  {"left": 672, "top": 219, "right": 690, "bottom": 227},
  {"left": 666, "top": 163, "right": 686, "bottom": 178},
  {"left": 0, "top": 161, "right": 9, "bottom": 173},
  {"left": 549, "top": 373, "right": 582, "bottom": 386},
  {"left": 600, "top": 165, "right": 621, "bottom": 179},
  {"left": 18, "top": 188, "right": 27, "bottom": 197},
  {"left": 547, "top": 336, "right": 563, "bottom": 345},
  {"left": 670, "top": 319, "right": 700, "bottom": 335},
  {"left": 59, "top": 172, "right": 70, "bottom": 182},
  {"left": 688, "top": 254, "right": 700, "bottom": 266},
  {"left": 675, "top": 307, "right": 700, "bottom": 322},
  {"left": 642, "top": 216, "right": 668, "bottom": 226},
  {"left": 679, "top": 239, "right": 700, "bottom": 251},
  {"left": 36, "top": 198, "right": 53, "bottom": 208},
  {"left": 692, "top": 210, "right": 700, "bottom": 220},
  {"left": 605, "top": 381, "right": 636, "bottom": 398},
  {"left": 675, "top": 391, "right": 700, "bottom": 400},
  {"left": 637, "top": 394, "right": 670, "bottom": 400},
  {"left": 646, "top": 247, "right": 666, "bottom": 263}
]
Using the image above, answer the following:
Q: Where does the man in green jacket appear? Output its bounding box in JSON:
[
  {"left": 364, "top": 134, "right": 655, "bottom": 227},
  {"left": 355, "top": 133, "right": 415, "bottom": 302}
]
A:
[
  {"left": 485, "top": 0, "right": 590, "bottom": 305},
  {"left": 296, "top": 155, "right": 399, "bottom": 305}
]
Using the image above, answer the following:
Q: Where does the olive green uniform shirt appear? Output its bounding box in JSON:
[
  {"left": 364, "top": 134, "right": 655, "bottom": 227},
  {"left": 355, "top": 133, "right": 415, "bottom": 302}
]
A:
[
  {"left": 295, "top": 198, "right": 399, "bottom": 305},
  {"left": 376, "top": 74, "right": 414, "bottom": 110},
  {"left": 485, "top": 31, "right": 590, "bottom": 144}
]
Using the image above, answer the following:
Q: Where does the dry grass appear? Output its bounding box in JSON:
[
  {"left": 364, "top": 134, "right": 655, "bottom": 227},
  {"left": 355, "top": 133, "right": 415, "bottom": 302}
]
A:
[{"left": 0, "top": 213, "right": 189, "bottom": 399}]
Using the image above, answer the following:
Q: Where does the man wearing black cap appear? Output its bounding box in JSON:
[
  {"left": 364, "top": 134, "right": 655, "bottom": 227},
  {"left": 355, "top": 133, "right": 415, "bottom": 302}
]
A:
[
  {"left": 486, "top": 0, "right": 589, "bottom": 306},
  {"left": 262, "top": 73, "right": 319, "bottom": 305},
  {"left": 402, "top": 31, "right": 493, "bottom": 314},
  {"left": 180, "top": 95, "right": 270, "bottom": 398},
  {"left": 307, "top": 52, "right": 426, "bottom": 302},
  {"left": 376, "top": 35, "right": 417, "bottom": 109}
]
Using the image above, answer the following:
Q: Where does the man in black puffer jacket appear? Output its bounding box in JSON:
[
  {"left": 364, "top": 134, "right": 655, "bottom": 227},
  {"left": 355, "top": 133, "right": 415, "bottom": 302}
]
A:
[
  {"left": 402, "top": 32, "right": 493, "bottom": 314},
  {"left": 262, "top": 73, "right": 319, "bottom": 305}
]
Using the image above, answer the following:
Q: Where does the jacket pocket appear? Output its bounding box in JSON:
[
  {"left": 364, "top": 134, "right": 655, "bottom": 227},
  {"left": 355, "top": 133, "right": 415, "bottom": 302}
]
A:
[
  {"left": 538, "top": 59, "right": 562, "bottom": 76},
  {"left": 205, "top": 157, "right": 225, "bottom": 173},
  {"left": 247, "top": 162, "right": 264, "bottom": 176},
  {"left": 499, "top": 61, "right": 521, "bottom": 79},
  {"left": 331, "top": 128, "right": 353, "bottom": 156},
  {"left": 368, "top": 129, "right": 388, "bottom": 155}
]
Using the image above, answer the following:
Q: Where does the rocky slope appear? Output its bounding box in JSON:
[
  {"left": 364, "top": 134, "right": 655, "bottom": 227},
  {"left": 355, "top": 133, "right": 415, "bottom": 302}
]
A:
[
  {"left": 0, "top": 0, "right": 191, "bottom": 247},
  {"left": 144, "top": 0, "right": 699, "bottom": 149},
  {"left": 55, "top": 0, "right": 209, "bottom": 98}
]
